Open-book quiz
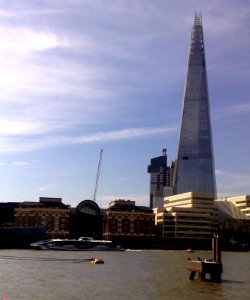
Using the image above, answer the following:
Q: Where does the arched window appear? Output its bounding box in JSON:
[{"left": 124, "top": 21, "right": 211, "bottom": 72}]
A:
[{"left": 76, "top": 200, "right": 100, "bottom": 215}]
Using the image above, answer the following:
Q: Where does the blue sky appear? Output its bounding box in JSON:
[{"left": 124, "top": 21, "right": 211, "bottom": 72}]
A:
[{"left": 0, "top": 0, "right": 249, "bottom": 207}]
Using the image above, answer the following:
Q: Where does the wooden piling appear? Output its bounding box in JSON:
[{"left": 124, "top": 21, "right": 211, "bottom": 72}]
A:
[{"left": 187, "top": 235, "right": 223, "bottom": 282}]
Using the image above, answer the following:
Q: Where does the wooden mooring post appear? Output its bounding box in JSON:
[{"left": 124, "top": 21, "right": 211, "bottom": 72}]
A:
[{"left": 187, "top": 235, "right": 223, "bottom": 282}]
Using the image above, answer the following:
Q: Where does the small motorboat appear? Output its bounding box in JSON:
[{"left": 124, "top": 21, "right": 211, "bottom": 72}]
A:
[{"left": 186, "top": 248, "right": 194, "bottom": 253}]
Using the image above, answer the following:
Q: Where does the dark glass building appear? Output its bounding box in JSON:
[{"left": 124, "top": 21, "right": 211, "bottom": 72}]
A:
[
  {"left": 148, "top": 149, "right": 169, "bottom": 208},
  {"left": 173, "top": 13, "right": 216, "bottom": 198}
]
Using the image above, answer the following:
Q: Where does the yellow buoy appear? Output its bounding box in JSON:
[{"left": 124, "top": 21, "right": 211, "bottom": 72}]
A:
[{"left": 91, "top": 258, "right": 104, "bottom": 264}]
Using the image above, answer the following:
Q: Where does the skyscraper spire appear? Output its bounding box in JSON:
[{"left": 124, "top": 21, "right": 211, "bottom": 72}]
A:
[
  {"left": 173, "top": 14, "right": 216, "bottom": 198},
  {"left": 194, "top": 11, "right": 202, "bottom": 26}
]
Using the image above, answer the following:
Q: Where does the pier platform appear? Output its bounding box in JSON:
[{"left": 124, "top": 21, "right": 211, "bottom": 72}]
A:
[
  {"left": 187, "top": 260, "right": 222, "bottom": 282},
  {"left": 187, "top": 235, "right": 223, "bottom": 282}
]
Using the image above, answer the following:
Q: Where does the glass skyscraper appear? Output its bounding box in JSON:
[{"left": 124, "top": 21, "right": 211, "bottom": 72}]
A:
[
  {"left": 173, "top": 13, "right": 216, "bottom": 198},
  {"left": 148, "top": 149, "right": 169, "bottom": 208}
]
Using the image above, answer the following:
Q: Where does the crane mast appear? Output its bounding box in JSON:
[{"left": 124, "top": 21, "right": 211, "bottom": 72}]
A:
[{"left": 92, "top": 149, "right": 103, "bottom": 202}]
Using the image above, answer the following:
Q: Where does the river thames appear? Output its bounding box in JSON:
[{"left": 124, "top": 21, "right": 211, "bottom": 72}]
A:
[{"left": 0, "top": 249, "right": 249, "bottom": 299}]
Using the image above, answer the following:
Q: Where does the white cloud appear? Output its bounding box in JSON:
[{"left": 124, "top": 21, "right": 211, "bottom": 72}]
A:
[
  {"left": 225, "top": 103, "right": 250, "bottom": 115},
  {"left": 0, "top": 2, "right": 185, "bottom": 151},
  {"left": 0, "top": 26, "right": 59, "bottom": 53},
  {"left": 0, "top": 126, "right": 176, "bottom": 154},
  {"left": 37, "top": 183, "right": 58, "bottom": 192},
  {"left": 0, "top": 161, "right": 6, "bottom": 167},
  {"left": 216, "top": 169, "right": 250, "bottom": 198},
  {"left": 0, "top": 0, "right": 248, "bottom": 205},
  {"left": 0, "top": 119, "right": 45, "bottom": 135},
  {"left": 204, "top": 7, "right": 249, "bottom": 36},
  {"left": 12, "top": 161, "right": 30, "bottom": 166},
  {"left": 68, "top": 127, "right": 176, "bottom": 144},
  {"left": 213, "top": 102, "right": 250, "bottom": 122}
]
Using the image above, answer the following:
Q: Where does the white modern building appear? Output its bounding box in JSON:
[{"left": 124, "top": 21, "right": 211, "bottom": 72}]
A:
[{"left": 155, "top": 192, "right": 218, "bottom": 240}]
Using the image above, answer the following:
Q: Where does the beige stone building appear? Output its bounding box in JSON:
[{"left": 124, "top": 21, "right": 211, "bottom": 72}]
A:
[{"left": 155, "top": 192, "right": 218, "bottom": 240}]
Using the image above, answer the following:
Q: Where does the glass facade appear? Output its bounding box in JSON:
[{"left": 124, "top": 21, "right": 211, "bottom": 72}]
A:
[
  {"left": 173, "top": 13, "right": 216, "bottom": 198},
  {"left": 147, "top": 149, "right": 169, "bottom": 208}
]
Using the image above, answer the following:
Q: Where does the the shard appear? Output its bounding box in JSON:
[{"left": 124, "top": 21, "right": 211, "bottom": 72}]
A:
[{"left": 173, "top": 13, "right": 216, "bottom": 198}]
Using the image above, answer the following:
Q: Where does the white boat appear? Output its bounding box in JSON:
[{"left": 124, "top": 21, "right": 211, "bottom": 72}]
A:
[{"left": 30, "top": 237, "right": 123, "bottom": 251}]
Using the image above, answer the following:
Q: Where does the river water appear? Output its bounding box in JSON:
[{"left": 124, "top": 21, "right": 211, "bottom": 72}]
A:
[{"left": 0, "top": 249, "right": 249, "bottom": 300}]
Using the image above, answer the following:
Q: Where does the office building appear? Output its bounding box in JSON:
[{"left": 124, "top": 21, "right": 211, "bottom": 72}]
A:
[
  {"left": 148, "top": 149, "right": 169, "bottom": 208},
  {"left": 172, "top": 13, "right": 216, "bottom": 198},
  {"left": 155, "top": 192, "right": 218, "bottom": 242},
  {"left": 154, "top": 14, "right": 219, "bottom": 246}
]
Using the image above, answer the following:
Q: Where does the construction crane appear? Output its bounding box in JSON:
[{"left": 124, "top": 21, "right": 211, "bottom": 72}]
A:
[{"left": 92, "top": 149, "right": 103, "bottom": 202}]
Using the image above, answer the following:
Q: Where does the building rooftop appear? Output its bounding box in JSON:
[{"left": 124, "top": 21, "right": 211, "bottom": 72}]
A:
[
  {"left": 215, "top": 200, "right": 247, "bottom": 219},
  {"left": 107, "top": 199, "right": 152, "bottom": 213}
]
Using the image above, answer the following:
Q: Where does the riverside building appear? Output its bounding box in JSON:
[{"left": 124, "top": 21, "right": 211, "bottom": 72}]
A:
[
  {"left": 103, "top": 200, "right": 155, "bottom": 247},
  {"left": 216, "top": 196, "right": 250, "bottom": 219},
  {"left": 14, "top": 197, "right": 70, "bottom": 238},
  {"left": 215, "top": 198, "right": 250, "bottom": 243},
  {"left": 155, "top": 192, "right": 218, "bottom": 243}
]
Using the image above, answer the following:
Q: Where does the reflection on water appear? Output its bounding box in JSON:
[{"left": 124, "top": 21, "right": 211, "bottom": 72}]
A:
[{"left": 0, "top": 249, "right": 249, "bottom": 299}]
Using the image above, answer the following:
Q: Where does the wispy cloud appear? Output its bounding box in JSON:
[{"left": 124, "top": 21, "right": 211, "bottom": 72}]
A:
[
  {"left": 0, "top": 126, "right": 176, "bottom": 154},
  {"left": 37, "top": 183, "right": 58, "bottom": 192},
  {"left": 221, "top": 103, "right": 250, "bottom": 115},
  {"left": 68, "top": 127, "right": 176, "bottom": 143},
  {"left": 0, "top": 1, "right": 248, "bottom": 204},
  {"left": 12, "top": 161, "right": 30, "bottom": 166},
  {"left": 213, "top": 102, "right": 250, "bottom": 122},
  {"left": 204, "top": 6, "right": 249, "bottom": 36},
  {"left": 0, "top": 26, "right": 59, "bottom": 53},
  {"left": 216, "top": 169, "right": 250, "bottom": 198}
]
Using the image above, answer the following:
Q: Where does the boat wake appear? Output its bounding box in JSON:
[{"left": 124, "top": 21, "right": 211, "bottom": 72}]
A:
[
  {"left": 125, "top": 249, "right": 144, "bottom": 252},
  {"left": 0, "top": 255, "right": 93, "bottom": 263}
]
